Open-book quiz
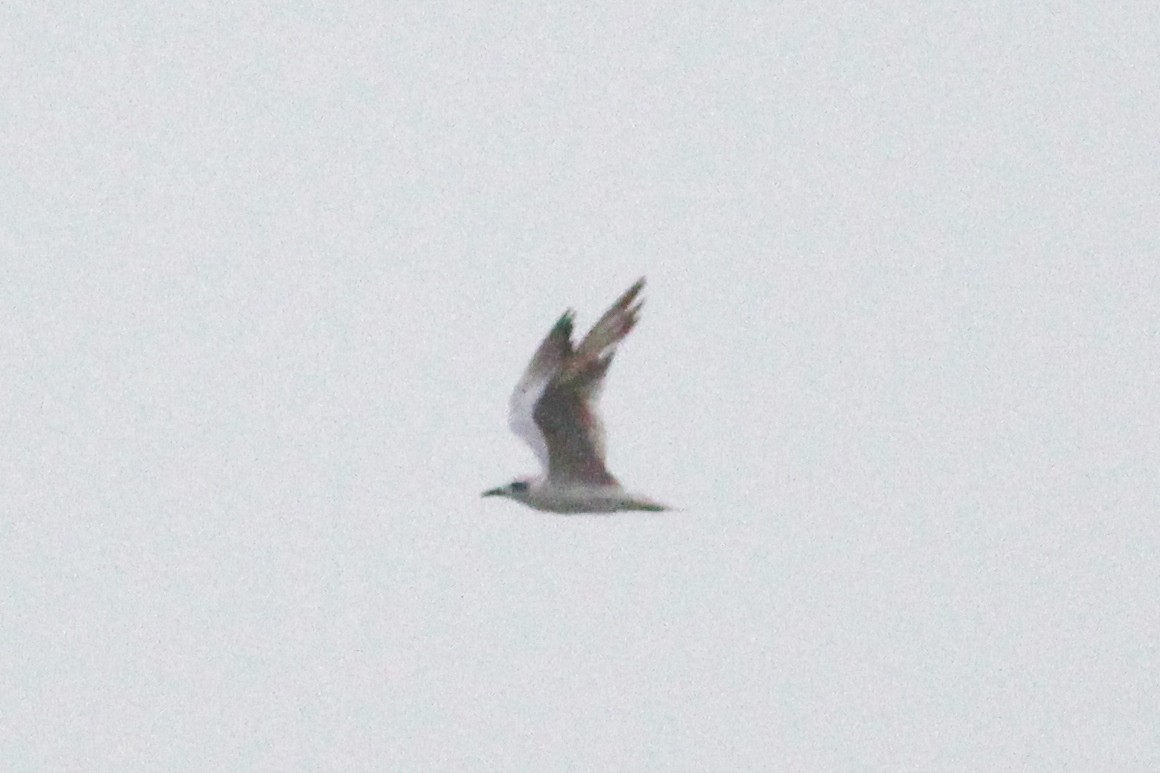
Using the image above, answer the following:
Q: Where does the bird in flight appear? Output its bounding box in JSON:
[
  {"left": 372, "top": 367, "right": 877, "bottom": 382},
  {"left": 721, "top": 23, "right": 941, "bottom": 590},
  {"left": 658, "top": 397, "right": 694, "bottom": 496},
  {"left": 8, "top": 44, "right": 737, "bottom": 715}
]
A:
[{"left": 483, "top": 278, "right": 670, "bottom": 513}]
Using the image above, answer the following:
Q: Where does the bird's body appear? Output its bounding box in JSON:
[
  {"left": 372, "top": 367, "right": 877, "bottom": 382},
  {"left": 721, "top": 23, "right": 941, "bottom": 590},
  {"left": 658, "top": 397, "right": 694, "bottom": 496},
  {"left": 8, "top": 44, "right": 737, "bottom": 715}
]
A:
[
  {"left": 497, "top": 480, "right": 668, "bottom": 514},
  {"left": 483, "top": 278, "right": 670, "bottom": 514}
]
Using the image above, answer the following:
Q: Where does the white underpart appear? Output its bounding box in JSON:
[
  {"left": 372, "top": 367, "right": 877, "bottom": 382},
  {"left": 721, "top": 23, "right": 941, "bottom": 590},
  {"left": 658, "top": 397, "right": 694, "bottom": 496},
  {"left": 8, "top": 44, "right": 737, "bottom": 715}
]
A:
[{"left": 521, "top": 480, "right": 665, "bottom": 513}]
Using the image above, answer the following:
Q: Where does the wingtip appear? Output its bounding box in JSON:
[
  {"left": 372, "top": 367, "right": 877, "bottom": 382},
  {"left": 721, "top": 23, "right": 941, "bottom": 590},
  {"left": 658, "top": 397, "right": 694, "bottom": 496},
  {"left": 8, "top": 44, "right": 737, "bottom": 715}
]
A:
[
  {"left": 608, "top": 278, "right": 646, "bottom": 322},
  {"left": 551, "top": 309, "right": 575, "bottom": 334}
]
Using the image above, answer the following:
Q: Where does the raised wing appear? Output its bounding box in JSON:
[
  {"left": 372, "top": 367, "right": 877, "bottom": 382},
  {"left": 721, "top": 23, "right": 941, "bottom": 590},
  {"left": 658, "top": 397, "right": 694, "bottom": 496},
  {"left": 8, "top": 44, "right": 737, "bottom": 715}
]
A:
[
  {"left": 533, "top": 279, "right": 645, "bottom": 485},
  {"left": 508, "top": 311, "right": 573, "bottom": 473}
]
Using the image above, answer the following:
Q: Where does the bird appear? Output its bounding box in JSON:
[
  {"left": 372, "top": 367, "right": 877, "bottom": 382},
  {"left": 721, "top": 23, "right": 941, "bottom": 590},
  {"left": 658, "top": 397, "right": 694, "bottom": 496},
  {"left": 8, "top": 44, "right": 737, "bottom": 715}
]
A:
[{"left": 482, "top": 277, "right": 670, "bottom": 513}]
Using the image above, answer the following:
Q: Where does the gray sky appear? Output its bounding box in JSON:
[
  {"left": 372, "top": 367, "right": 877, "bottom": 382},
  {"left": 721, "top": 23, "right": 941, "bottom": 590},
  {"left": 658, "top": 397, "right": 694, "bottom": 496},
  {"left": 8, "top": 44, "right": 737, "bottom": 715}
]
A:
[{"left": 3, "top": 3, "right": 1158, "bottom": 770}]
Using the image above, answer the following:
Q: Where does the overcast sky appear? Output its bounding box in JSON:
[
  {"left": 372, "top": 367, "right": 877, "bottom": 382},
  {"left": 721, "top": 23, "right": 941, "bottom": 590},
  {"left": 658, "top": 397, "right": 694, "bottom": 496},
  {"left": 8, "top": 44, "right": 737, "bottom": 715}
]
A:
[{"left": 3, "top": 3, "right": 1158, "bottom": 770}]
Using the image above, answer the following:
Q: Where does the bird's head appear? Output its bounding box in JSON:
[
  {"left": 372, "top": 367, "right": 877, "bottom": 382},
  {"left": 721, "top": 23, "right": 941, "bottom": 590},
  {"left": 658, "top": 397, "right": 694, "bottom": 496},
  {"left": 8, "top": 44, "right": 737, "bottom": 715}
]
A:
[{"left": 481, "top": 479, "right": 532, "bottom": 502}]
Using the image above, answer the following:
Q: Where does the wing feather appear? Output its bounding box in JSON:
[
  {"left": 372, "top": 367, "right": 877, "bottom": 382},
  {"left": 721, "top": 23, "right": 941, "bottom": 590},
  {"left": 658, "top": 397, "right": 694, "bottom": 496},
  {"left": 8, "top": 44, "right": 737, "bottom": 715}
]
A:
[
  {"left": 508, "top": 311, "right": 573, "bottom": 473},
  {"left": 533, "top": 278, "right": 645, "bottom": 485}
]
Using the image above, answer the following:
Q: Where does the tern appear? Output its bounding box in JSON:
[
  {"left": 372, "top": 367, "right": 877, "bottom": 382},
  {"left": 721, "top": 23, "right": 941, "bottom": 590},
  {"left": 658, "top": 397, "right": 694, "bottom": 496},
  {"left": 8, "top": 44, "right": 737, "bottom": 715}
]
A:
[{"left": 482, "top": 278, "right": 670, "bottom": 513}]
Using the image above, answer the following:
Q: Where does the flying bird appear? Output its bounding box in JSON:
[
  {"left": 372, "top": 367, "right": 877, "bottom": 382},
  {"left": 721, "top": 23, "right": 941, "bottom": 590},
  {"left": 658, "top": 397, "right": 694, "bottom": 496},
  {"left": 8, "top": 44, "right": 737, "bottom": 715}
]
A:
[{"left": 483, "top": 278, "right": 670, "bottom": 513}]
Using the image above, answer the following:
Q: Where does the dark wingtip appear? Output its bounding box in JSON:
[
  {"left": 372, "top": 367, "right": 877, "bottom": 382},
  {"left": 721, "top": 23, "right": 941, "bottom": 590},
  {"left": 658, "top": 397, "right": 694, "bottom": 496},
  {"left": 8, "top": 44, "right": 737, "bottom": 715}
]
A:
[
  {"left": 551, "top": 310, "right": 575, "bottom": 338},
  {"left": 607, "top": 279, "right": 646, "bottom": 327},
  {"left": 623, "top": 277, "right": 646, "bottom": 302}
]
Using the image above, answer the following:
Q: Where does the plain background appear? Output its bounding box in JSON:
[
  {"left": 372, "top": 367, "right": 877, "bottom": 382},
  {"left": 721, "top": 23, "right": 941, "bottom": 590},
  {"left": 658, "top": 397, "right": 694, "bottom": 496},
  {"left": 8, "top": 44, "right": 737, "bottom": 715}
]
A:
[{"left": 3, "top": 3, "right": 1158, "bottom": 770}]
